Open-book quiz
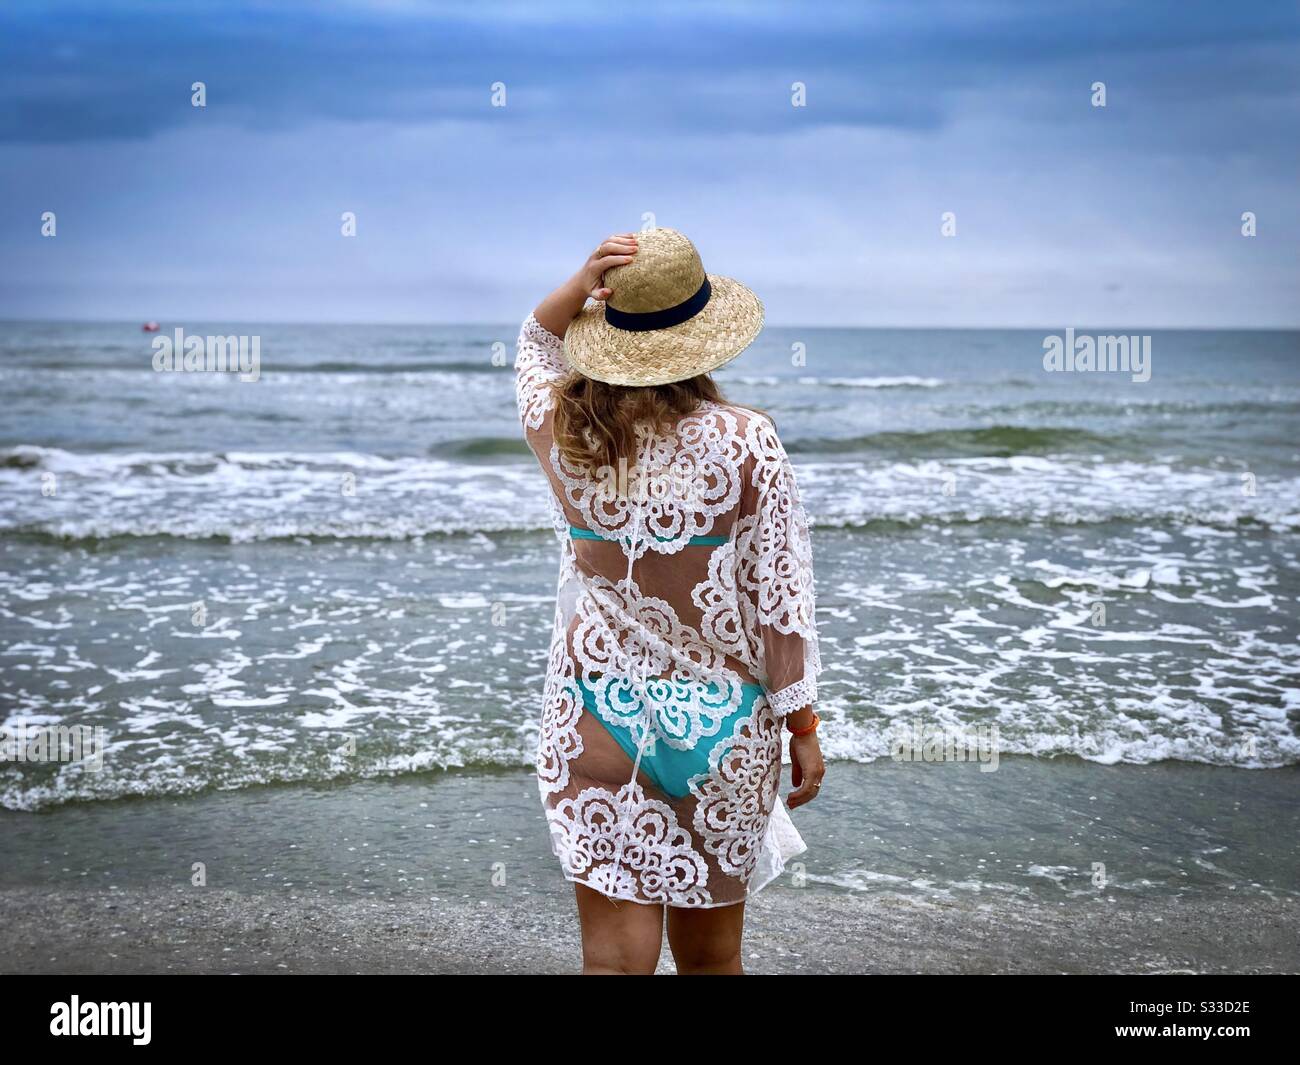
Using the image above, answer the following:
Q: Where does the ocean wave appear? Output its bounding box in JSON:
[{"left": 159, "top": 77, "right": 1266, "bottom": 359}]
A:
[
  {"left": 813, "top": 684, "right": 1300, "bottom": 770},
  {"left": 3, "top": 445, "right": 1298, "bottom": 541},
  {"left": 972, "top": 397, "right": 1300, "bottom": 418},
  {"left": 785, "top": 424, "right": 1122, "bottom": 457},
  {"left": 725, "top": 374, "right": 945, "bottom": 389},
  {"left": 4, "top": 700, "right": 1293, "bottom": 811},
  {"left": 0, "top": 740, "right": 530, "bottom": 812},
  {"left": 809, "top": 375, "right": 944, "bottom": 389},
  {"left": 0, "top": 444, "right": 443, "bottom": 475},
  {"left": 427, "top": 437, "right": 535, "bottom": 460},
  {"left": 268, "top": 359, "right": 499, "bottom": 375},
  {"left": 0, "top": 358, "right": 501, "bottom": 375},
  {"left": 812, "top": 510, "right": 1297, "bottom": 534},
  {"left": 8, "top": 511, "right": 1295, "bottom": 544}
]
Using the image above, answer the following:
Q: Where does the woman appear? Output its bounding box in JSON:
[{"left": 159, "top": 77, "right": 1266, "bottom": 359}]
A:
[{"left": 515, "top": 228, "right": 824, "bottom": 975}]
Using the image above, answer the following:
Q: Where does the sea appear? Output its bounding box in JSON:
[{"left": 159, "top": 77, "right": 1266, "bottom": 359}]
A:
[{"left": 1, "top": 321, "right": 1297, "bottom": 907}]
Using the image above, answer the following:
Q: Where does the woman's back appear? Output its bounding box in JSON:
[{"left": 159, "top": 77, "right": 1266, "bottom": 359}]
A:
[{"left": 515, "top": 312, "right": 818, "bottom": 907}]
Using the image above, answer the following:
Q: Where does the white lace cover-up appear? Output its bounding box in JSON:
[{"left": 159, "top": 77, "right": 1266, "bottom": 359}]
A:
[{"left": 516, "top": 314, "right": 821, "bottom": 907}]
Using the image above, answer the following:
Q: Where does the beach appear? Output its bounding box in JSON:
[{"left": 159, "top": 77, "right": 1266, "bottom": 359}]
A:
[
  {"left": 2, "top": 764, "right": 1297, "bottom": 975},
  {"left": 2, "top": 321, "right": 1298, "bottom": 974},
  {"left": 1, "top": 760, "right": 1296, "bottom": 974},
  {"left": 6, "top": 882, "right": 1297, "bottom": 975}
]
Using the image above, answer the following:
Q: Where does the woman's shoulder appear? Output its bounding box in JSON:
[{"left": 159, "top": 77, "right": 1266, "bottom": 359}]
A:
[
  {"left": 688, "top": 402, "right": 786, "bottom": 473},
  {"left": 703, "top": 402, "right": 782, "bottom": 446},
  {"left": 695, "top": 400, "right": 775, "bottom": 435}
]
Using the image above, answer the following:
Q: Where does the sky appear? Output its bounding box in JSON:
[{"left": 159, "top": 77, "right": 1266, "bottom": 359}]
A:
[{"left": 1, "top": 0, "right": 1298, "bottom": 327}]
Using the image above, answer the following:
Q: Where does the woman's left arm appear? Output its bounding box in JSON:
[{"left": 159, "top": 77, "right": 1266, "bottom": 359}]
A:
[{"left": 735, "top": 416, "right": 825, "bottom": 807}]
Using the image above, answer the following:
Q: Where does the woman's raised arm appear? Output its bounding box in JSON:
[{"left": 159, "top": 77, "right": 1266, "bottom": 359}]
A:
[{"left": 516, "top": 234, "right": 638, "bottom": 436}]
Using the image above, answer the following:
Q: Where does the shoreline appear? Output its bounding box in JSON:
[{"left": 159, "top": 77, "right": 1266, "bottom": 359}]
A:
[
  {"left": 2, "top": 884, "right": 1294, "bottom": 975},
  {"left": 3, "top": 761, "right": 1296, "bottom": 974}
]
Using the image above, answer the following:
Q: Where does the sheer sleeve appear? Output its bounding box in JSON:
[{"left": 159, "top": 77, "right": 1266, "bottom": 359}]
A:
[
  {"left": 735, "top": 414, "right": 821, "bottom": 716},
  {"left": 515, "top": 313, "right": 568, "bottom": 437}
]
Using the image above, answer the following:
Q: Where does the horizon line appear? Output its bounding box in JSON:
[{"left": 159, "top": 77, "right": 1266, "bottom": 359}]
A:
[{"left": 2, "top": 317, "right": 1298, "bottom": 333}]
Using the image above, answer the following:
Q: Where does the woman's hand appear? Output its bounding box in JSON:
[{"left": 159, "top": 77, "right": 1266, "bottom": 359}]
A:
[
  {"left": 787, "top": 729, "right": 825, "bottom": 810},
  {"left": 533, "top": 233, "right": 638, "bottom": 338},
  {"left": 577, "top": 233, "right": 638, "bottom": 301}
]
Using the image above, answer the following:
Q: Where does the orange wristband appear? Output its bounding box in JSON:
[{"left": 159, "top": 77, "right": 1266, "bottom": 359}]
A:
[{"left": 787, "top": 712, "right": 820, "bottom": 737}]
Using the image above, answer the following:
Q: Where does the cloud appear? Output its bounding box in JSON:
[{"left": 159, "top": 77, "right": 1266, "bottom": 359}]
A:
[
  {"left": 3, "top": 1, "right": 1297, "bottom": 143},
  {"left": 1, "top": 1, "right": 1296, "bottom": 325}
]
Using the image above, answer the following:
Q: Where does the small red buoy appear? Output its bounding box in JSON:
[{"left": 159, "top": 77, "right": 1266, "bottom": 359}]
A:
[{"left": 142, "top": 321, "right": 160, "bottom": 332}]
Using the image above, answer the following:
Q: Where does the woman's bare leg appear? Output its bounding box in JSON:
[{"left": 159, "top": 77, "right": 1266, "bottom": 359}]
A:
[
  {"left": 574, "top": 883, "right": 664, "bottom": 974},
  {"left": 666, "top": 901, "right": 746, "bottom": 974}
]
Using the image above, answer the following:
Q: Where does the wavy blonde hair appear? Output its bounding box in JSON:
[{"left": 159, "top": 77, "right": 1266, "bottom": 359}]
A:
[{"left": 550, "top": 372, "right": 735, "bottom": 472}]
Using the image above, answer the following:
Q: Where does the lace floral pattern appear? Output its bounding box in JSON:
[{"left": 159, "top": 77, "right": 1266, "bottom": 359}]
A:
[
  {"left": 516, "top": 315, "right": 565, "bottom": 431},
  {"left": 572, "top": 575, "right": 745, "bottom": 752},
  {"left": 738, "top": 416, "right": 818, "bottom": 637},
  {"left": 546, "top": 783, "right": 712, "bottom": 906},
  {"left": 550, "top": 405, "right": 744, "bottom": 558},
  {"left": 516, "top": 313, "right": 820, "bottom": 907},
  {"left": 766, "top": 675, "right": 819, "bottom": 716},
  {"left": 690, "top": 537, "right": 759, "bottom": 668},
  {"left": 690, "top": 698, "right": 784, "bottom": 880},
  {"left": 535, "top": 615, "right": 584, "bottom": 796}
]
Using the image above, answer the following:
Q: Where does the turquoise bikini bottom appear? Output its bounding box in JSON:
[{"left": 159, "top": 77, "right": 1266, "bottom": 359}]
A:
[{"left": 577, "top": 677, "right": 765, "bottom": 799}]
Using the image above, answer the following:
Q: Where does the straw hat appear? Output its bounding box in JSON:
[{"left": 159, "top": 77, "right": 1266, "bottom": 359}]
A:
[{"left": 564, "top": 228, "right": 764, "bottom": 387}]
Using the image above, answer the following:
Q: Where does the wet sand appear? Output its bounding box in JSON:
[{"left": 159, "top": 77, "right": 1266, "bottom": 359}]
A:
[
  {"left": 2, "top": 883, "right": 1294, "bottom": 975},
  {"left": 2, "top": 761, "right": 1297, "bottom": 974}
]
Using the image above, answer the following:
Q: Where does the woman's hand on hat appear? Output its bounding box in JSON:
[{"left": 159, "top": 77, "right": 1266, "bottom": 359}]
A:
[
  {"left": 578, "top": 233, "right": 638, "bottom": 301},
  {"left": 533, "top": 233, "right": 638, "bottom": 338}
]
